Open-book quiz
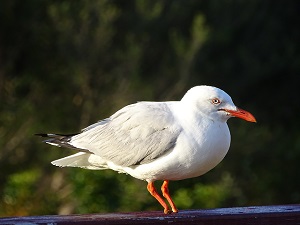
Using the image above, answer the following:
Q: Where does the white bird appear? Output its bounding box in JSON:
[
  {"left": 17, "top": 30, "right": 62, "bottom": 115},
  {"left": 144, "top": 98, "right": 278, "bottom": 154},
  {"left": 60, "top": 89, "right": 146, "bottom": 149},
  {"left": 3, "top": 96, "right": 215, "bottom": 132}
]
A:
[{"left": 37, "top": 85, "right": 256, "bottom": 214}]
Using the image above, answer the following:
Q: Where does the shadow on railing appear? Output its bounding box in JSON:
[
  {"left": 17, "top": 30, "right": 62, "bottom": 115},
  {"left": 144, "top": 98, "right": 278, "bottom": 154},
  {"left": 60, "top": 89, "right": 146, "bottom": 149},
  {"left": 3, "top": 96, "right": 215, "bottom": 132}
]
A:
[{"left": 1, "top": 204, "right": 300, "bottom": 225}]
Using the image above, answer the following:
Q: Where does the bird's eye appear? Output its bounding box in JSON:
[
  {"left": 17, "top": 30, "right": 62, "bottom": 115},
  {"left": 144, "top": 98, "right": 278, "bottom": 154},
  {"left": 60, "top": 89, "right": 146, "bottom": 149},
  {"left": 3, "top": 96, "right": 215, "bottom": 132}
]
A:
[{"left": 211, "top": 98, "right": 221, "bottom": 105}]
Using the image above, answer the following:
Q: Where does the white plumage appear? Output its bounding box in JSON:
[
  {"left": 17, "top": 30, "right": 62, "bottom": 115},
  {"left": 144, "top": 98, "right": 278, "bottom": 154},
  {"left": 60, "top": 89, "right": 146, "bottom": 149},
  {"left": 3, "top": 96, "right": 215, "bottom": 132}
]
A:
[{"left": 38, "top": 85, "right": 256, "bottom": 214}]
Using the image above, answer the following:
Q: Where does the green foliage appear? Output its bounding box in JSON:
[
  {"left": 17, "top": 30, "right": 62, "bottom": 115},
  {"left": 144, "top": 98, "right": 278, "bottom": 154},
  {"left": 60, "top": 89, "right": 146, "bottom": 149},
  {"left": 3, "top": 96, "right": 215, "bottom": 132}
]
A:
[
  {"left": 1, "top": 0, "right": 300, "bottom": 216},
  {"left": 2, "top": 170, "right": 39, "bottom": 215},
  {"left": 174, "top": 173, "right": 236, "bottom": 209}
]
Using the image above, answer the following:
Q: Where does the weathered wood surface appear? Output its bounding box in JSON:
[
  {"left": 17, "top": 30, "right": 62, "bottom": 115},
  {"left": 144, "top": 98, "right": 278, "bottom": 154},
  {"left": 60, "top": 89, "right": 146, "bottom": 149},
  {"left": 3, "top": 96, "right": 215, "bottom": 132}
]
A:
[{"left": 1, "top": 205, "right": 300, "bottom": 225}]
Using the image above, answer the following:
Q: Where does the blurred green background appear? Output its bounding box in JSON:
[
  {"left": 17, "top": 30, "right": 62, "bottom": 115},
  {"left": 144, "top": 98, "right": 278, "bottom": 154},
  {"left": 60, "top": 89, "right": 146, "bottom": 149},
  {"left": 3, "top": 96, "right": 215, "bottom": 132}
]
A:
[{"left": 1, "top": 0, "right": 300, "bottom": 216}]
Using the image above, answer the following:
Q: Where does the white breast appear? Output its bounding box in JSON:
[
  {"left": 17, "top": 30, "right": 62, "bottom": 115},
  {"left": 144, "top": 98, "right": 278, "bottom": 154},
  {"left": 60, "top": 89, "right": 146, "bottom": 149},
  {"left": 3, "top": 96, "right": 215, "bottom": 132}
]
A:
[{"left": 124, "top": 105, "right": 231, "bottom": 182}]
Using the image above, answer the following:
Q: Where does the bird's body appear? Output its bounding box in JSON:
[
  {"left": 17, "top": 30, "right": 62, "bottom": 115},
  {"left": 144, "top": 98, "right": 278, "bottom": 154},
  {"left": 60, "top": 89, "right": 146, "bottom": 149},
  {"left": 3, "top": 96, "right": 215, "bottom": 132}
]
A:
[
  {"left": 37, "top": 85, "right": 256, "bottom": 214},
  {"left": 124, "top": 108, "right": 231, "bottom": 182}
]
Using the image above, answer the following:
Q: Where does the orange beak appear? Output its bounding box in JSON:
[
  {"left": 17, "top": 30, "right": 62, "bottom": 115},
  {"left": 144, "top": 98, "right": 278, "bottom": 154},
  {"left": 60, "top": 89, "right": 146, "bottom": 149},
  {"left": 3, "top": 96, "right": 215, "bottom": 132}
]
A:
[{"left": 224, "top": 108, "right": 257, "bottom": 123}]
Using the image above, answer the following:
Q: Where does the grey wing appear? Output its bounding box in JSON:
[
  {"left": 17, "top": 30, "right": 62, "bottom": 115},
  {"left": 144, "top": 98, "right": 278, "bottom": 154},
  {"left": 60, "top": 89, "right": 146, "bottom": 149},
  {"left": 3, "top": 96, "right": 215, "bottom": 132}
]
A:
[{"left": 69, "top": 102, "right": 182, "bottom": 167}]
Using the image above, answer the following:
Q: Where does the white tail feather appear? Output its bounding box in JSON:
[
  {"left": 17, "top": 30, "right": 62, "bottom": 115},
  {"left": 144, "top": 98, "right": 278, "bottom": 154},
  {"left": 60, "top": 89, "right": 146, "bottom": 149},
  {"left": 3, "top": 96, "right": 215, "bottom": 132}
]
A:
[{"left": 51, "top": 152, "right": 108, "bottom": 170}]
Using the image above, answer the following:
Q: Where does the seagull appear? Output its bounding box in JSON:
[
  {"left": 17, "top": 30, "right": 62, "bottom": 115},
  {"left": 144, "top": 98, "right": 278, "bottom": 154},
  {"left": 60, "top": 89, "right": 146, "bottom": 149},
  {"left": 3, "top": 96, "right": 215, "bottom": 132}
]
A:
[{"left": 37, "top": 85, "right": 256, "bottom": 214}]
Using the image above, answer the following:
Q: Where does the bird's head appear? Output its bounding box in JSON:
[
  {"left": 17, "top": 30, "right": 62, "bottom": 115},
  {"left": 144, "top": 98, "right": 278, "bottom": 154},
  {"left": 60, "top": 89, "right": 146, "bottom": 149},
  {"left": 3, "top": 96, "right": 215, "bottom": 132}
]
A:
[{"left": 181, "top": 85, "right": 256, "bottom": 123}]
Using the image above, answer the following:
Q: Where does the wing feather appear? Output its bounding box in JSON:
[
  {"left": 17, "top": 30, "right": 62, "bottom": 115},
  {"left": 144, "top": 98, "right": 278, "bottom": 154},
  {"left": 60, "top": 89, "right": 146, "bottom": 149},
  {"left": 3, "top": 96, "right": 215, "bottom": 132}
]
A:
[{"left": 70, "top": 102, "right": 181, "bottom": 167}]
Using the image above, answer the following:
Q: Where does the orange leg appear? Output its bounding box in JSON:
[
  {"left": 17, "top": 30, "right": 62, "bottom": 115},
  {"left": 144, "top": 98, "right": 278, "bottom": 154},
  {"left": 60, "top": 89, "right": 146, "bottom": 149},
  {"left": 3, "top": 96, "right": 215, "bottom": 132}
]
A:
[
  {"left": 147, "top": 182, "right": 171, "bottom": 214},
  {"left": 161, "top": 180, "right": 178, "bottom": 213}
]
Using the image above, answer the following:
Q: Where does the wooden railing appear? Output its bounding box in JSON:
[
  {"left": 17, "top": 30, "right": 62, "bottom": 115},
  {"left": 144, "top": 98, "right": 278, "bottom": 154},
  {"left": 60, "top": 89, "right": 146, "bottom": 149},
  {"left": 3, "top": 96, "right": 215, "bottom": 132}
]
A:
[{"left": 1, "top": 205, "right": 300, "bottom": 225}]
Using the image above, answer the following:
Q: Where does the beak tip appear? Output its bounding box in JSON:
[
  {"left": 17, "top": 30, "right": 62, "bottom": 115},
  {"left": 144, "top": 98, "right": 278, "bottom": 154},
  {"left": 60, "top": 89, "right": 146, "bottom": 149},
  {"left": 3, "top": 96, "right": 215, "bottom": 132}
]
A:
[{"left": 227, "top": 108, "right": 256, "bottom": 123}]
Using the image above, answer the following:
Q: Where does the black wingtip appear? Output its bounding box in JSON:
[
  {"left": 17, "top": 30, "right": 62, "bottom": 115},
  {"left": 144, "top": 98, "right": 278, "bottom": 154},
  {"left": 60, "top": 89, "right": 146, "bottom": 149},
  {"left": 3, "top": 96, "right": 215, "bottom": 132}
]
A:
[
  {"left": 35, "top": 133, "right": 79, "bottom": 137},
  {"left": 35, "top": 133, "right": 90, "bottom": 153},
  {"left": 35, "top": 133, "right": 49, "bottom": 137}
]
